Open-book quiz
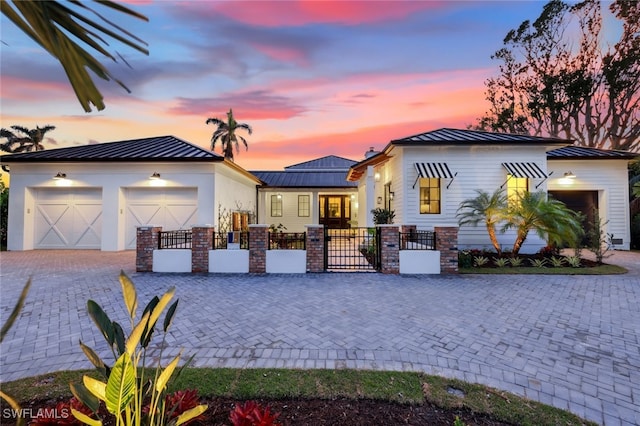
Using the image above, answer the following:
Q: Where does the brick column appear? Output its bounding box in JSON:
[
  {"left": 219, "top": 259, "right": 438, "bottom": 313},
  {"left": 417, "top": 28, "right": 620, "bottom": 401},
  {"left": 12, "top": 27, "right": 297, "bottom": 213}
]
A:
[
  {"left": 435, "top": 226, "right": 459, "bottom": 274},
  {"left": 305, "top": 225, "right": 324, "bottom": 273},
  {"left": 378, "top": 225, "right": 399, "bottom": 274},
  {"left": 136, "top": 226, "right": 162, "bottom": 272},
  {"left": 399, "top": 224, "right": 417, "bottom": 250},
  {"left": 249, "top": 224, "right": 269, "bottom": 273},
  {"left": 191, "top": 225, "right": 215, "bottom": 273}
]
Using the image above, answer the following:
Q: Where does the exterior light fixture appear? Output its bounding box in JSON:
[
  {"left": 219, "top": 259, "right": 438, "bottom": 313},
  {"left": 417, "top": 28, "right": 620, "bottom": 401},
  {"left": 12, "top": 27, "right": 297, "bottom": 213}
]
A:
[
  {"left": 563, "top": 171, "right": 576, "bottom": 179},
  {"left": 389, "top": 191, "right": 395, "bottom": 200},
  {"left": 374, "top": 172, "right": 381, "bottom": 182},
  {"left": 150, "top": 172, "right": 161, "bottom": 180},
  {"left": 276, "top": 193, "right": 282, "bottom": 199},
  {"left": 53, "top": 172, "right": 66, "bottom": 180}
]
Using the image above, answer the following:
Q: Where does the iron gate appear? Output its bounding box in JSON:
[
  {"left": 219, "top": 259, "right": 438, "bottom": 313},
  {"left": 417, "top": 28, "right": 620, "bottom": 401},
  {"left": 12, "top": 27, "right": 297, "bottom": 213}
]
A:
[{"left": 324, "top": 227, "right": 380, "bottom": 271}]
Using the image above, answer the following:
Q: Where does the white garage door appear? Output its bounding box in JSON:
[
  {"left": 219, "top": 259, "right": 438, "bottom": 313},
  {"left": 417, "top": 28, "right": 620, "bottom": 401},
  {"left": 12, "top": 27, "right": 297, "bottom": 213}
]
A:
[
  {"left": 34, "top": 188, "right": 103, "bottom": 249},
  {"left": 125, "top": 188, "right": 198, "bottom": 249}
]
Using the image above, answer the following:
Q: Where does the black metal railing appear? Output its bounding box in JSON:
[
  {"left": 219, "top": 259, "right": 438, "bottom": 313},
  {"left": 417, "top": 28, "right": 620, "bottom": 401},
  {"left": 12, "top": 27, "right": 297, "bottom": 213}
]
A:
[
  {"left": 158, "top": 230, "right": 192, "bottom": 249},
  {"left": 269, "top": 232, "right": 306, "bottom": 250},
  {"left": 213, "top": 231, "right": 249, "bottom": 249},
  {"left": 399, "top": 230, "right": 436, "bottom": 250}
]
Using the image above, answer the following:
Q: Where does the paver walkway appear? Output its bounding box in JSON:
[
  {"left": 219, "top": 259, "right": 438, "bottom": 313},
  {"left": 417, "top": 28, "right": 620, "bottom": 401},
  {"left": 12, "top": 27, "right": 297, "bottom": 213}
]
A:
[{"left": 1, "top": 250, "right": 638, "bottom": 426}]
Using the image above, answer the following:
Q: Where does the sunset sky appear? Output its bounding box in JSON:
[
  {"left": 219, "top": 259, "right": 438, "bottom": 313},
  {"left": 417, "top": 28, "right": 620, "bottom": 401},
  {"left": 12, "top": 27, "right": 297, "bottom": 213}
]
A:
[{"left": 0, "top": 1, "right": 612, "bottom": 170}]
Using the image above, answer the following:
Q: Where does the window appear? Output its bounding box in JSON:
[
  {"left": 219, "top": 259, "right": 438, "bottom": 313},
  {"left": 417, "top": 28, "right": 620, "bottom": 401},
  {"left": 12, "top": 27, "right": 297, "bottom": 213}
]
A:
[
  {"left": 507, "top": 177, "right": 528, "bottom": 204},
  {"left": 270, "top": 194, "right": 282, "bottom": 217},
  {"left": 419, "top": 178, "right": 440, "bottom": 214},
  {"left": 298, "top": 195, "right": 310, "bottom": 217}
]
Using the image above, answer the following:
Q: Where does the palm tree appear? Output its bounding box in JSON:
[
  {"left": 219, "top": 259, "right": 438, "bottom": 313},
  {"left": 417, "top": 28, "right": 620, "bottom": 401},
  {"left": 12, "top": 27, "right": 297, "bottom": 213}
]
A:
[
  {"left": 0, "top": 125, "right": 56, "bottom": 153},
  {"left": 1, "top": 1, "right": 148, "bottom": 112},
  {"left": 504, "top": 191, "right": 582, "bottom": 255},
  {"left": 456, "top": 188, "right": 507, "bottom": 254},
  {"left": 205, "top": 109, "right": 252, "bottom": 162}
]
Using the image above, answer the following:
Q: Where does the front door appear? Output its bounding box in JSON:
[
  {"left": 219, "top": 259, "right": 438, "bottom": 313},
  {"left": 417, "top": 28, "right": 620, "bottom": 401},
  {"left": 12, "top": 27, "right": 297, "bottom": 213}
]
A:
[{"left": 319, "top": 195, "right": 351, "bottom": 229}]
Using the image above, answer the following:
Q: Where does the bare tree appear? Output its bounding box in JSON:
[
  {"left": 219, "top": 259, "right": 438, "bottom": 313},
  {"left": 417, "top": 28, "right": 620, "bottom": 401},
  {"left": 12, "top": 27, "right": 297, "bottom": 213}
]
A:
[{"left": 475, "top": 0, "right": 639, "bottom": 152}]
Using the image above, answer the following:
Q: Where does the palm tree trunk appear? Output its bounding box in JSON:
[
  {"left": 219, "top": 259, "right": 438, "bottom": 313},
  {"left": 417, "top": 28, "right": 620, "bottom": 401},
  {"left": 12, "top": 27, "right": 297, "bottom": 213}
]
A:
[{"left": 487, "top": 225, "right": 502, "bottom": 255}]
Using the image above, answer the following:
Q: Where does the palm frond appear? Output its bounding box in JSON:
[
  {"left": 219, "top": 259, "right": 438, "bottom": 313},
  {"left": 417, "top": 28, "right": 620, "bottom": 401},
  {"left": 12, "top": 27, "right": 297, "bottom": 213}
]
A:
[{"left": 1, "top": 1, "right": 148, "bottom": 112}]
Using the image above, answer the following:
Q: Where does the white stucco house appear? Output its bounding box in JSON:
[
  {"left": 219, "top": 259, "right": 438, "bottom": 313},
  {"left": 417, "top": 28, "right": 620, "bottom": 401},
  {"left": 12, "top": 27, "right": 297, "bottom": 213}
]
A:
[
  {"left": 251, "top": 155, "right": 359, "bottom": 232},
  {"left": 346, "top": 128, "right": 636, "bottom": 252},
  {"left": 1, "top": 136, "right": 261, "bottom": 251}
]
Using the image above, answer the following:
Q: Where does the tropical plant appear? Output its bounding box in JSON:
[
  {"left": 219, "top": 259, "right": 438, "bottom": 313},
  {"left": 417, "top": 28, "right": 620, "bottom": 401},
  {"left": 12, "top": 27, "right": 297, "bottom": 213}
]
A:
[
  {"left": 504, "top": 191, "right": 581, "bottom": 255},
  {"left": 0, "top": 279, "right": 31, "bottom": 426},
  {"left": 71, "top": 271, "right": 207, "bottom": 426},
  {"left": 509, "top": 257, "right": 524, "bottom": 267},
  {"left": 474, "top": 0, "right": 640, "bottom": 151},
  {"left": 229, "top": 400, "right": 281, "bottom": 426},
  {"left": 0, "top": 125, "right": 55, "bottom": 153},
  {"left": 529, "top": 258, "right": 548, "bottom": 268},
  {"left": 371, "top": 208, "right": 395, "bottom": 225},
  {"left": 473, "top": 256, "right": 490, "bottom": 267},
  {"left": 456, "top": 189, "right": 507, "bottom": 255},
  {"left": 565, "top": 255, "right": 582, "bottom": 268},
  {"left": 549, "top": 256, "right": 566, "bottom": 267},
  {"left": 585, "top": 210, "right": 614, "bottom": 264},
  {"left": 493, "top": 257, "right": 510, "bottom": 267},
  {"left": 205, "top": 109, "right": 252, "bottom": 161},
  {"left": 1, "top": 1, "right": 148, "bottom": 112}
]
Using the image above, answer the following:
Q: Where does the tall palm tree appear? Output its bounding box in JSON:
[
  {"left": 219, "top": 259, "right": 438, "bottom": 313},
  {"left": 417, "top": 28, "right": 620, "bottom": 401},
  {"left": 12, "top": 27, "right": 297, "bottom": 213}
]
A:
[
  {"left": 205, "top": 109, "right": 252, "bottom": 162},
  {"left": 0, "top": 125, "right": 56, "bottom": 153},
  {"left": 1, "top": 1, "right": 148, "bottom": 112},
  {"left": 504, "top": 191, "right": 582, "bottom": 255},
  {"left": 456, "top": 188, "right": 508, "bottom": 254}
]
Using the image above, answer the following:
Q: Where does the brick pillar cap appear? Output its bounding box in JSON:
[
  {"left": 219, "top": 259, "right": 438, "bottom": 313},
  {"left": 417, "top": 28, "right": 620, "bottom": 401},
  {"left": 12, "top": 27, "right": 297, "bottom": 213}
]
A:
[
  {"left": 137, "top": 225, "right": 162, "bottom": 229},
  {"left": 191, "top": 224, "right": 215, "bottom": 228},
  {"left": 376, "top": 224, "right": 400, "bottom": 228},
  {"left": 434, "top": 225, "right": 459, "bottom": 229},
  {"left": 249, "top": 224, "right": 269, "bottom": 228},
  {"left": 305, "top": 224, "right": 324, "bottom": 229}
]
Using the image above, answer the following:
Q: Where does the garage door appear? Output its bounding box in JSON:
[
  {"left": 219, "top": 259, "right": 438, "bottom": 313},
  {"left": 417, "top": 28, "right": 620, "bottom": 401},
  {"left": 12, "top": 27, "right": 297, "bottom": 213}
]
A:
[
  {"left": 125, "top": 188, "right": 198, "bottom": 249},
  {"left": 34, "top": 188, "right": 103, "bottom": 249}
]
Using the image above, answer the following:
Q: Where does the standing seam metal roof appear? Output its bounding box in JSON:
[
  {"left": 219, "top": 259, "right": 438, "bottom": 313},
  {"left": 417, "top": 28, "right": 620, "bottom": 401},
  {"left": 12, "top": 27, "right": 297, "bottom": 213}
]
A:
[
  {"left": 0, "top": 136, "right": 223, "bottom": 162},
  {"left": 251, "top": 171, "right": 356, "bottom": 187},
  {"left": 547, "top": 146, "right": 638, "bottom": 159},
  {"left": 392, "top": 128, "right": 570, "bottom": 144}
]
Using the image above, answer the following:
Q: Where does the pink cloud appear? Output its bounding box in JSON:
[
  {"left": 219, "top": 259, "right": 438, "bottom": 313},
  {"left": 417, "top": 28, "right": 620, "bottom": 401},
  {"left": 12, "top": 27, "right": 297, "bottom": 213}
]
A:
[{"left": 208, "top": 1, "right": 445, "bottom": 27}]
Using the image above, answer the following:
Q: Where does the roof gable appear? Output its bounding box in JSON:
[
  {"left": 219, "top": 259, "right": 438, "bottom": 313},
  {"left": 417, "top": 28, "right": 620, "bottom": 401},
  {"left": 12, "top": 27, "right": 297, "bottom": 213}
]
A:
[
  {"left": 284, "top": 155, "right": 356, "bottom": 170},
  {"left": 0, "top": 135, "right": 223, "bottom": 163},
  {"left": 392, "top": 128, "right": 570, "bottom": 145}
]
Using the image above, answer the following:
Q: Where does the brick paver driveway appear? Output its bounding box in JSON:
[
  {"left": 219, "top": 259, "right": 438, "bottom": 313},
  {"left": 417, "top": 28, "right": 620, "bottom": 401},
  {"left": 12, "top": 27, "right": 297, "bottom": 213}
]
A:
[{"left": 1, "top": 250, "right": 638, "bottom": 425}]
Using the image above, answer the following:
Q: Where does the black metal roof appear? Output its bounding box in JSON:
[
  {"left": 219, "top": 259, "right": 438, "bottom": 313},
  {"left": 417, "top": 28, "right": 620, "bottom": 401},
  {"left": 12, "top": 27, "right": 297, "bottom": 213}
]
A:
[
  {"left": 391, "top": 128, "right": 570, "bottom": 145},
  {"left": 547, "top": 145, "right": 638, "bottom": 159},
  {"left": 0, "top": 135, "right": 224, "bottom": 163},
  {"left": 251, "top": 171, "right": 356, "bottom": 188},
  {"left": 284, "top": 155, "right": 357, "bottom": 170}
]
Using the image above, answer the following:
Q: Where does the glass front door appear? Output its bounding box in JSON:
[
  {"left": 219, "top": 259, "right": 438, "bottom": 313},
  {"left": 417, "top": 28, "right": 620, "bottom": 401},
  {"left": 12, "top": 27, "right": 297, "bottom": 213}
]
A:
[{"left": 319, "top": 195, "right": 351, "bottom": 229}]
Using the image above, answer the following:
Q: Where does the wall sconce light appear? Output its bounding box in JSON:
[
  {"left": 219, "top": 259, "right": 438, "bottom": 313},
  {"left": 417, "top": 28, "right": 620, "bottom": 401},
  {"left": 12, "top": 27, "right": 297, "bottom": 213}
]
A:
[
  {"left": 563, "top": 171, "right": 576, "bottom": 179},
  {"left": 389, "top": 191, "right": 395, "bottom": 200},
  {"left": 276, "top": 193, "right": 282, "bottom": 200},
  {"left": 350, "top": 194, "right": 356, "bottom": 200},
  {"left": 374, "top": 172, "right": 381, "bottom": 182},
  {"left": 149, "top": 172, "right": 161, "bottom": 180},
  {"left": 53, "top": 172, "right": 66, "bottom": 180}
]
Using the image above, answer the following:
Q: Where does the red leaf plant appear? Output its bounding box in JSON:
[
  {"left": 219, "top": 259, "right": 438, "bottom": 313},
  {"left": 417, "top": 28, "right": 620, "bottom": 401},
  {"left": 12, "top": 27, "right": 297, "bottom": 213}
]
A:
[
  {"left": 143, "top": 389, "right": 204, "bottom": 425},
  {"left": 229, "top": 400, "right": 281, "bottom": 426}
]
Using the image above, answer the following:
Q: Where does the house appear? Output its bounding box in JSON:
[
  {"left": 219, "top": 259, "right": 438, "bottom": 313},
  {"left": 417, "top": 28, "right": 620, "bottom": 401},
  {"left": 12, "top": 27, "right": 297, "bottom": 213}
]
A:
[
  {"left": 1, "top": 136, "right": 261, "bottom": 251},
  {"left": 251, "top": 155, "right": 358, "bottom": 232},
  {"left": 347, "top": 128, "right": 636, "bottom": 252}
]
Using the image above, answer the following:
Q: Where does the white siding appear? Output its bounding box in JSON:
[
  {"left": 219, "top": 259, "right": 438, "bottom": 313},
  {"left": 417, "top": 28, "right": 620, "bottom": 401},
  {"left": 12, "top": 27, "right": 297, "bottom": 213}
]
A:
[
  {"left": 213, "top": 163, "right": 258, "bottom": 227},
  {"left": 548, "top": 159, "right": 631, "bottom": 250}
]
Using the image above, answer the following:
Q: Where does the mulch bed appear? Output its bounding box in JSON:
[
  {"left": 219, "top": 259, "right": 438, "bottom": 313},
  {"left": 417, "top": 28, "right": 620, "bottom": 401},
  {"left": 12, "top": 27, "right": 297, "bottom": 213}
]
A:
[{"left": 9, "top": 396, "right": 514, "bottom": 425}]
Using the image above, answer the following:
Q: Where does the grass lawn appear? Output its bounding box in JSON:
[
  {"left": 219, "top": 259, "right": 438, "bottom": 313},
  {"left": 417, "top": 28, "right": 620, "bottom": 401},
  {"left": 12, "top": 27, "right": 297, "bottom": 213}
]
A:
[
  {"left": 460, "top": 264, "right": 627, "bottom": 274},
  {"left": 0, "top": 368, "right": 596, "bottom": 426}
]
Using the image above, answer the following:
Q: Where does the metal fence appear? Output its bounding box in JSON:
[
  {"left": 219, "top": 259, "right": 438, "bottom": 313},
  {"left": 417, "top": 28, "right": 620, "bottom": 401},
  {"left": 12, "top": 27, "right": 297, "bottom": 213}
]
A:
[
  {"left": 269, "top": 232, "right": 306, "bottom": 250},
  {"left": 399, "top": 230, "right": 436, "bottom": 250},
  {"left": 213, "top": 231, "right": 249, "bottom": 249},
  {"left": 158, "top": 230, "right": 192, "bottom": 249}
]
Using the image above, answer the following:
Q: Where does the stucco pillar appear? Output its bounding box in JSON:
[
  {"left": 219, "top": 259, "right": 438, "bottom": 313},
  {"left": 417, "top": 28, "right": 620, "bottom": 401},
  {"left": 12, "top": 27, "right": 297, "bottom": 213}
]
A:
[
  {"left": 435, "top": 226, "right": 459, "bottom": 274},
  {"left": 305, "top": 225, "right": 325, "bottom": 273},
  {"left": 191, "top": 225, "right": 215, "bottom": 273},
  {"left": 378, "top": 224, "right": 399, "bottom": 274},
  {"left": 136, "top": 226, "right": 162, "bottom": 272},
  {"left": 249, "top": 224, "right": 269, "bottom": 273}
]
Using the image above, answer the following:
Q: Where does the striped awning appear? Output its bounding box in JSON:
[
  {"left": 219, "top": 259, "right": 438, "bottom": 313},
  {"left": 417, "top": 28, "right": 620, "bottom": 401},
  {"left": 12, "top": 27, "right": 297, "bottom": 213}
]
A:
[
  {"left": 414, "top": 162, "right": 454, "bottom": 179},
  {"left": 501, "top": 162, "right": 547, "bottom": 178}
]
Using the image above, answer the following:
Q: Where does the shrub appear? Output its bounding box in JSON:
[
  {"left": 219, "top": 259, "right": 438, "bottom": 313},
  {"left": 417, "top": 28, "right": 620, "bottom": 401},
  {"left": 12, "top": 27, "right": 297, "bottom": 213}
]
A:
[
  {"left": 585, "top": 210, "right": 614, "bottom": 264},
  {"left": 371, "top": 208, "right": 395, "bottom": 225},
  {"left": 493, "top": 257, "right": 510, "bottom": 267},
  {"left": 508, "top": 257, "right": 524, "bottom": 267},
  {"left": 549, "top": 256, "right": 566, "bottom": 267},
  {"left": 230, "top": 401, "right": 281, "bottom": 426},
  {"left": 473, "top": 256, "right": 489, "bottom": 267},
  {"left": 529, "top": 258, "right": 548, "bottom": 268},
  {"left": 565, "top": 256, "right": 582, "bottom": 268},
  {"left": 538, "top": 245, "right": 559, "bottom": 258}
]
